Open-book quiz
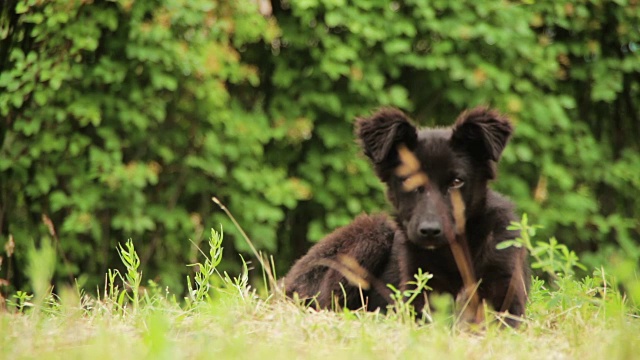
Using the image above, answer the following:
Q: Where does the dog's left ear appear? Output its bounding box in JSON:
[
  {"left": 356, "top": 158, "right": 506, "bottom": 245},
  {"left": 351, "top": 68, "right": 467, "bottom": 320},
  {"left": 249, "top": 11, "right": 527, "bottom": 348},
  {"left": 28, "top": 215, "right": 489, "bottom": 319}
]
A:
[{"left": 451, "top": 107, "right": 513, "bottom": 177}]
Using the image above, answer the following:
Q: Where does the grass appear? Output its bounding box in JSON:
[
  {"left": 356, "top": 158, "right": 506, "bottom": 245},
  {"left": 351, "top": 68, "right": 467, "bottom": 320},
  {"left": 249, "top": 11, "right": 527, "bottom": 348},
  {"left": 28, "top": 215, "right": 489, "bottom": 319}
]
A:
[
  {"left": 2, "top": 286, "right": 639, "bottom": 359},
  {"left": 2, "top": 221, "right": 640, "bottom": 359}
]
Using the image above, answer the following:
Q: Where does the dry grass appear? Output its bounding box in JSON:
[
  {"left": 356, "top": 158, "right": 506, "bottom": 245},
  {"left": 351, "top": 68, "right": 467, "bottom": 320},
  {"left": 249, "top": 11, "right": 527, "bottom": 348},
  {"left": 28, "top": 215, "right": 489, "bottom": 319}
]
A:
[
  {"left": 1, "top": 282, "right": 639, "bottom": 360},
  {"left": 1, "top": 202, "right": 638, "bottom": 359}
]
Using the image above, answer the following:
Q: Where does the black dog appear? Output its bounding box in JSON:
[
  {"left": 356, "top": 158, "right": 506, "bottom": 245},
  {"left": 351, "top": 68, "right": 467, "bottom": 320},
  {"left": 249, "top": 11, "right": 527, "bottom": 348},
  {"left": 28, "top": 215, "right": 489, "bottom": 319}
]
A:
[{"left": 283, "top": 107, "right": 529, "bottom": 326}]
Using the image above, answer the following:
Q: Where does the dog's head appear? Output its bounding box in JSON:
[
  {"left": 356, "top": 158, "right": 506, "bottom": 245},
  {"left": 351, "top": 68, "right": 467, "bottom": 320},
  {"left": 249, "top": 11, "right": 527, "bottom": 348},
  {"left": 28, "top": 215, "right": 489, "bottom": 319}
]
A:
[{"left": 356, "top": 107, "right": 513, "bottom": 249}]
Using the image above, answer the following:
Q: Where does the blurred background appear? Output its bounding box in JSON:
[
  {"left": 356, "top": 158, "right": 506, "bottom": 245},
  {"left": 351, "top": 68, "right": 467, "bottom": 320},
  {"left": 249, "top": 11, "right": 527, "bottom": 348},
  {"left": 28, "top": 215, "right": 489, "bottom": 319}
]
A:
[{"left": 0, "top": 0, "right": 638, "bottom": 295}]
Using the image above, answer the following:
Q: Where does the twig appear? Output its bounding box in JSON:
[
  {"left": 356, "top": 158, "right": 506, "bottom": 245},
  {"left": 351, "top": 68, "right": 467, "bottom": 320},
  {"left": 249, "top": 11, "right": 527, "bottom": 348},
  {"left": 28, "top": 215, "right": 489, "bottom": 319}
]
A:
[{"left": 211, "top": 197, "right": 282, "bottom": 296}]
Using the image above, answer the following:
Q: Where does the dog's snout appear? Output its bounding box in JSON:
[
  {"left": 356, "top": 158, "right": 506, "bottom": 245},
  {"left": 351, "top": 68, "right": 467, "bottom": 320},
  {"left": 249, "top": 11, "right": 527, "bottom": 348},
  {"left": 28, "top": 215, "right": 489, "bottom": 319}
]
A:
[{"left": 418, "top": 221, "right": 442, "bottom": 237}]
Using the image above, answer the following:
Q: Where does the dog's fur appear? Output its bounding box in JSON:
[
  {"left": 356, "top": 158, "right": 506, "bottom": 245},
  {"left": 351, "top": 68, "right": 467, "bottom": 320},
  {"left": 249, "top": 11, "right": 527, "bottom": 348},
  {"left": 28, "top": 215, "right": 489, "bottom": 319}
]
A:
[{"left": 283, "top": 107, "right": 529, "bottom": 326}]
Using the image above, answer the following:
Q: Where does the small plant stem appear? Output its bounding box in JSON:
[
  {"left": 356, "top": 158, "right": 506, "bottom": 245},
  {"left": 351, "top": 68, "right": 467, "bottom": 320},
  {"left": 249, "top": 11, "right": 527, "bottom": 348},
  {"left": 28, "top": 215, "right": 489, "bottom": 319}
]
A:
[{"left": 212, "top": 197, "right": 281, "bottom": 295}]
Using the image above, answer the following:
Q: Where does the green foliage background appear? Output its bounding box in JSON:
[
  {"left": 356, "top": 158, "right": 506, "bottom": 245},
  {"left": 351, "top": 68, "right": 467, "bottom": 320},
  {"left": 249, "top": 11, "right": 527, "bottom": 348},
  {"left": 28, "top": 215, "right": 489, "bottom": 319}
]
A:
[{"left": 1, "top": 0, "right": 639, "bottom": 293}]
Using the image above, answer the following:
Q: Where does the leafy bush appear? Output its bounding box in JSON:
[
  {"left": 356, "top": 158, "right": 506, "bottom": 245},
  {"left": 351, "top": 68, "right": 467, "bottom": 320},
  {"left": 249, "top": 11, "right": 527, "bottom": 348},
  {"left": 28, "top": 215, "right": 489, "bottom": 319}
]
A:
[
  {"left": 0, "top": 0, "right": 306, "bottom": 292},
  {"left": 264, "top": 0, "right": 640, "bottom": 269},
  {"left": 1, "top": 0, "right": 639, "bottom": 294}
]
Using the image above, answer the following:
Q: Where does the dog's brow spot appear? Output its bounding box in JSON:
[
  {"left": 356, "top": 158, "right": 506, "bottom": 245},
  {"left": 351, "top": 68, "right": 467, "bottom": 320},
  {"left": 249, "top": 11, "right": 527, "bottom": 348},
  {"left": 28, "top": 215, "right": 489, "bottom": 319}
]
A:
[{"left": 396, "top": 144, "right": 429, "bottom": 192}]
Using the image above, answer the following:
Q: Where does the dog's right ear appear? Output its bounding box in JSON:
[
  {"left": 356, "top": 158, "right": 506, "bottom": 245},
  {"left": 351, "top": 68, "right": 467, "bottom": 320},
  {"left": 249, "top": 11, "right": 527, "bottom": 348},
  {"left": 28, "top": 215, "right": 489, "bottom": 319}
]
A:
[{"left": 356, "top": 108, "right": 418, "bottom": 181}]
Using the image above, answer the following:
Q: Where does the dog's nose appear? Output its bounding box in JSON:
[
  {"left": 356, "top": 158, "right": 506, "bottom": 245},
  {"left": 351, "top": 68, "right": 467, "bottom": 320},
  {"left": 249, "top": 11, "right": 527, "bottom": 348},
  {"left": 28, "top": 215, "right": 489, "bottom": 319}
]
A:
[{"left": 418, "top": 221, "right": 442, "bottom": 237}]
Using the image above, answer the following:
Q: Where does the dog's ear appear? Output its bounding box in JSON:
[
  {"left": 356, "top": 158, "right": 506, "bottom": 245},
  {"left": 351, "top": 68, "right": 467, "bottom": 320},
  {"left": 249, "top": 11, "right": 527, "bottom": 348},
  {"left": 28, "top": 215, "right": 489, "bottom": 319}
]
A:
[
  {"left": 451, "top": 107, "right": 513, "bottom": 178},
  {"left": 356, "top": 108, "right": 418, "bottom": 181}
]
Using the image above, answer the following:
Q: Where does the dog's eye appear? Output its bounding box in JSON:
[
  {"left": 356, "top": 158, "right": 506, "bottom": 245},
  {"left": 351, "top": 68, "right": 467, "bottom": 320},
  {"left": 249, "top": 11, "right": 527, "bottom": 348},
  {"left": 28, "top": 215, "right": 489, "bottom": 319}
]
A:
[
  {"left": 450, "top": 178, "right": 464, "bottom": 189},
  {"left": 414, "top": 185, "right": 426, "bottom": 194}
]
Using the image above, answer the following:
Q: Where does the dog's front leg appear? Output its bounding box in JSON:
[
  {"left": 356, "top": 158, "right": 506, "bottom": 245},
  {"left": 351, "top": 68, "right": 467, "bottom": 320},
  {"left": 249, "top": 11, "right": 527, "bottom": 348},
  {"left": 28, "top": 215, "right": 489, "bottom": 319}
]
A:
[{"left": 480, "top": 275, "right": 527, "bottom": 327}]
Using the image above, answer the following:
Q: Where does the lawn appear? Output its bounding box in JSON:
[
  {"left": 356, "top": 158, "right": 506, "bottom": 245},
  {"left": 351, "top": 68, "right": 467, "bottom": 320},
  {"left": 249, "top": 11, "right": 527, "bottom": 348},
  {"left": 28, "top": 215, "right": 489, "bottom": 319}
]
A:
[{"left": 2, "top": 229, "right": 639, "bottom": 360}]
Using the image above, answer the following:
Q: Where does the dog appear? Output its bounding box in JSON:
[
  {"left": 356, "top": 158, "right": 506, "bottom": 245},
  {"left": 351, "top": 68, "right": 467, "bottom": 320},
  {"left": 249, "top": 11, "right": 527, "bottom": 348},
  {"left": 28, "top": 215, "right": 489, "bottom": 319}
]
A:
[{"left": 283, "top": 107, "right": 529, "bottom": 327}]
